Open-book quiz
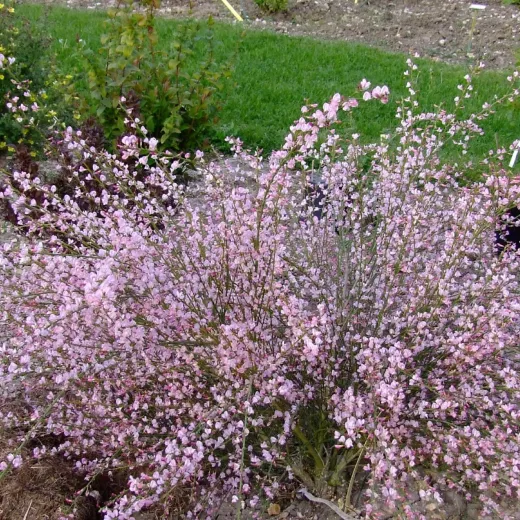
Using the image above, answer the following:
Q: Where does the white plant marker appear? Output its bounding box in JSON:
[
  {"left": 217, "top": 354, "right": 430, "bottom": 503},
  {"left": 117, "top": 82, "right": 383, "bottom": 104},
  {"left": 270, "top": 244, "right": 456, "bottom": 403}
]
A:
[
  {"left": 467, "top": 4, "right": 486, "bottom": 54},
  {"left": 510, "top": 146, "right": 519, "bottom": 169}
]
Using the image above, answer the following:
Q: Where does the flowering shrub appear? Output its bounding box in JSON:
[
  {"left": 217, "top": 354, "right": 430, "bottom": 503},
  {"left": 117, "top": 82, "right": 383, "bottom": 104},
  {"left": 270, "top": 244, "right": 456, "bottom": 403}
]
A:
[{"left": 1, "top": 65, "right": 520, "bottom": 519}]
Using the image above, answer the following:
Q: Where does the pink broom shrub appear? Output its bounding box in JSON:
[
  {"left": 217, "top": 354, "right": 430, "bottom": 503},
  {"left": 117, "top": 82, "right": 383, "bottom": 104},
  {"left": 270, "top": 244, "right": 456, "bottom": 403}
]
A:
[{"left": 1, "top": 63, "right": 520, "bottom": 519}]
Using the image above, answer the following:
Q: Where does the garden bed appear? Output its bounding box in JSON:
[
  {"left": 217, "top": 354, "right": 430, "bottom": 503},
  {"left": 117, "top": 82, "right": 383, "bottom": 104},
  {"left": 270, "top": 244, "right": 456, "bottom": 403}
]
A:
[{"left": 2, "top": 1, "right": 520, "bottom": 519}]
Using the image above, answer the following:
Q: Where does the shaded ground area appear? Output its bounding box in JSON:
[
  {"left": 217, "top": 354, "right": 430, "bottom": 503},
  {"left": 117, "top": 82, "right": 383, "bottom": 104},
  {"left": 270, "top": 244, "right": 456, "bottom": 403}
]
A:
[
  {"left": 51, "top": 0, "right": 520, "bottom": 69},
  {"left": 0, "top": 449, "right": 343, "bottom": 519}
]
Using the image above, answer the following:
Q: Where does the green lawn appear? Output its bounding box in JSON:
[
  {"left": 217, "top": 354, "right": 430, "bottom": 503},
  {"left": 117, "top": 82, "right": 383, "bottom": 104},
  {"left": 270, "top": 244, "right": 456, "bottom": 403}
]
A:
[{"left": 17, "top": 4, "right": 520, "bottom": 166}]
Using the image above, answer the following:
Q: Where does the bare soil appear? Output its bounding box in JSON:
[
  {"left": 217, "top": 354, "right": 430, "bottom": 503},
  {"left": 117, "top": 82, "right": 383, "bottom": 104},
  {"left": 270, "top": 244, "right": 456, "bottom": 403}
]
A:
[
  {"left": 54, "top": 0, "right": 520, "bottom": 69},
  {"left": 0, "top": 448, "right": 344, "bottom": 520}
]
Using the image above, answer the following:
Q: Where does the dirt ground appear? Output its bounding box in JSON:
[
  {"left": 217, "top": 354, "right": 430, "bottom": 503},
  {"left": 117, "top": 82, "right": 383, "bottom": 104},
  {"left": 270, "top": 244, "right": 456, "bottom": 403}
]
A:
[
  {"left": 0, "top": 452, "right": 346, "bottom": 520},
  {"left": 52, "top": 0, "right": 520, "bottom": 69}
]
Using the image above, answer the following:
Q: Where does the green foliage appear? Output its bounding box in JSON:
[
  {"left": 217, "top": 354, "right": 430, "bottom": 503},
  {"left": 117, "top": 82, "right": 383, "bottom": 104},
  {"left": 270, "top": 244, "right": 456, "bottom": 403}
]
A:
[
  {"left": 74, "top": 0, "right": 233, "bottom": 152},
  {"left": 16, "top": 4, "right": 520, "bottom": 169},
  {"left": 0, "top": 1, "right": 75, "bottom": 155},
  {"left": 254, "top": 0, "right": 288, "bottom": 13}
]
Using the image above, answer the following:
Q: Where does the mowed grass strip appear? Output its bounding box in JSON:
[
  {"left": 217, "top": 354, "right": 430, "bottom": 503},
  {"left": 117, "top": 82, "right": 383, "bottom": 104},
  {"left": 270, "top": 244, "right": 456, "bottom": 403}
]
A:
[{"left": 17, "top": 3, "right": 520, "bottom": 168}]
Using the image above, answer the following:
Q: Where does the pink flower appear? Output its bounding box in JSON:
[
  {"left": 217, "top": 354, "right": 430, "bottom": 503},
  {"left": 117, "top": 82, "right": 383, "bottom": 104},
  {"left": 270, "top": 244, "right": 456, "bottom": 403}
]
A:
[
  {"left": 359, "top": 78, "right": 371, "bottom": 91},
  {"left": 148, "top": 137, "right": 158, "bottom": 151},
  {"left": 342, "top": 98, "right": 359, "bottom": 111},
  {"left": 371, "top": 85, "right": 390, "bottom": 103}
]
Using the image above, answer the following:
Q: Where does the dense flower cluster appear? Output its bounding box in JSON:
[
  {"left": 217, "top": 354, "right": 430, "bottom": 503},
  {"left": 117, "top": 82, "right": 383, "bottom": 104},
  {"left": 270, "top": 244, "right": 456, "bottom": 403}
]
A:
[{"left": 1, "top": 65, "right": 520, "bottom": 519}]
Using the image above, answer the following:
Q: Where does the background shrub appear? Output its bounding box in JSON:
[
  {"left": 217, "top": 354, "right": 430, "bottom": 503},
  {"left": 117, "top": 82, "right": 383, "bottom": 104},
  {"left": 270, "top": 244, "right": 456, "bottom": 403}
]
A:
[
  {"left": 73, "top": 0, "right": 233, "bottom": 152},
  {"left": 0, "top": 1, "right": 75, "bottom": 155},
  {"left": 254, "top": 0, "right": 288, "bottom": 13}
]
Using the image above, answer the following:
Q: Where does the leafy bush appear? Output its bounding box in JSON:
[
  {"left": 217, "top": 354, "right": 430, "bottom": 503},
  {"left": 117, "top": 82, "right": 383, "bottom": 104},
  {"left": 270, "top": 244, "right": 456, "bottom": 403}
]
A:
[
  {"left": 1, "top": 67, "right": 520, "bottom": 519},
  {"left": 74, "top": 0, "right": 232, "bottom": 152},
  {"left": 0, "top": 1, "right": 75, "bottom": 154},
  {"left": 254, "top": 0, "right": 288, "bottom": 13}
]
